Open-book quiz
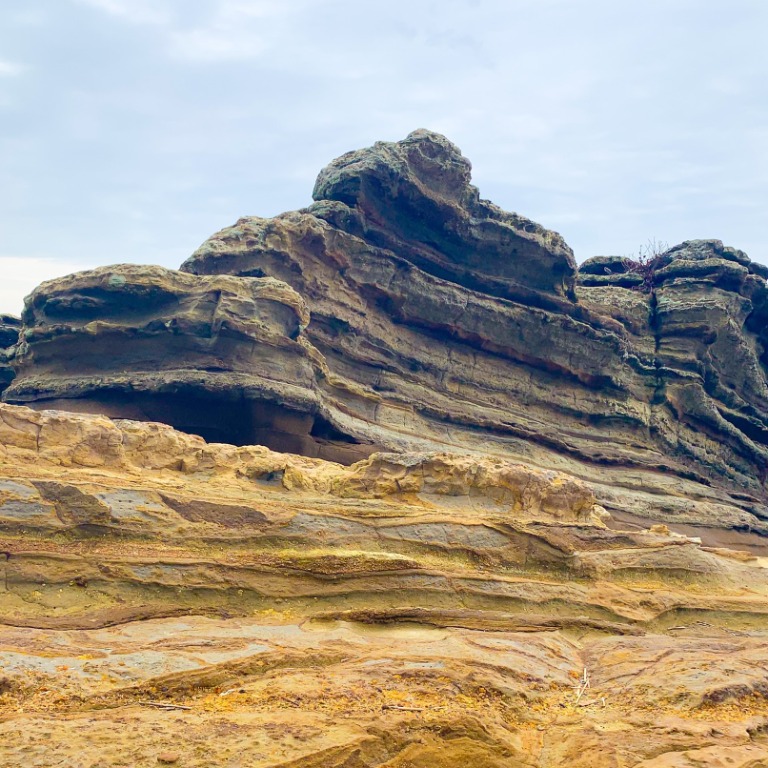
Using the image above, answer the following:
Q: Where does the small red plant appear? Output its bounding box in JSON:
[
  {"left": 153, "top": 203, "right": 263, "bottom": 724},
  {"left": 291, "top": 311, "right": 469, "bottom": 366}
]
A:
[{"left": 623, "top": 239, "right": 669, "bottom": 293}]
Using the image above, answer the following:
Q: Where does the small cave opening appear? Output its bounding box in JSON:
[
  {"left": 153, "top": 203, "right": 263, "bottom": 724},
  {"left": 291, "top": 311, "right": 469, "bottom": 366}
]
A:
[
  {"left": 310, "top": 415, "right": 360, "bottom": 444},
  {"left": 28, "top": 390, "right": 378, "bottom": 465}
]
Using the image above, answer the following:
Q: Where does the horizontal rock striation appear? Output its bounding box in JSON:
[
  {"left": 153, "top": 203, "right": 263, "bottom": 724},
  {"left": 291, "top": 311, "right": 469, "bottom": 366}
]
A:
[
  {"left": 4, "top": 129, "right": 768, "bottom": 766},
  {"left": 2, "top": 131, "right": 766, "bottom": 538},
  {"left": 177, "top": 131, "right": 768, "bottom": 532},
  {"left": 5, "top": 265, "right": 377, "bottom": 463},
  {"left": 4, "top": 132, "right": 768, "bottom": 536},
  {"left": 0, "top": 314, "right": 19, "bottom": 395},
  {"left": 2, "top": 404, "right": 768, "bottom": 766}
]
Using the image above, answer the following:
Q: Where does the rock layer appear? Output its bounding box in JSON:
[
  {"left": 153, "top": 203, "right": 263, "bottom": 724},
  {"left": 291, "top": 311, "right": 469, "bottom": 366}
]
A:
[
  {"left": 181, "top": 133, "right": 768, "bottom": 533},
  {"left": 6, "top": 265, "right": 376, "bottom": 463},
  {"left": 312, "top": 129, "right": 578, "bottom": 301},
  {"left": 1, "top": 404, "right": 768, "bottom": 766},
  {"left": 5, "top": 131, "right": 768, "bottom": 538},
  {"left": 2, "top": 130, "right": 768, "bottom": 764},
  {"left": 0, "top": 314, "right": 19, "bottom": 395}
]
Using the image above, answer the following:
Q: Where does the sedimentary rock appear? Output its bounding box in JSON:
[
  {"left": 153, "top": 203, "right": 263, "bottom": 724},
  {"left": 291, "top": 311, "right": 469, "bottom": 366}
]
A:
[
  {"left": 2, "top": 130, "right": 768, "bottom": 765},
  {"left": 5, "top": 133, "right": 768, "bottom": 541},
  {"left": 1, "top": 404, "right": 768, "bottom": 766},
  {"left": 311, "top": 128, "right": 578, "bottom": 301},
  {"left": 0, "top": 314, "right": 19, "bottom": 395},
  {"left": 5, "top": 265, "right": 376, "bottom": 463},
  {"left": 181, "top": 133, "right": 768, "bottom": 533}
]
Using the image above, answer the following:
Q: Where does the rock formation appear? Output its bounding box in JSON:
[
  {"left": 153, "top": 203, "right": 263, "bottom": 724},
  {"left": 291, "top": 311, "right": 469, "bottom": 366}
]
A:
[
  {"left": 0, "top": 314, "right": 19, "bottom": 395},
  {"left": 1, "top": 130, "right": 768, "bottom": 766},
  {"left": 2, "top": 403, "right": 768, "bottom": 766},
  {"left": 5, "top": 265, "right": 375, "bottom": 463},
  {"left": 9, "top": 131, "right": 766, "bottom": 533}
]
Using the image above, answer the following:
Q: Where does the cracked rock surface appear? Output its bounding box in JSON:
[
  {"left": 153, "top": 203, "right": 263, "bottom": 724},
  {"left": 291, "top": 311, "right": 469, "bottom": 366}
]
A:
[{"left": 1, "top": 130, "right": 768, "bottom": 766}]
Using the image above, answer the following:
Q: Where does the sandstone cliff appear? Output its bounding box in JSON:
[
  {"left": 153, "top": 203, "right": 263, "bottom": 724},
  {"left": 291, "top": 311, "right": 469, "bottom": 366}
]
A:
[
  {"left": 2, "top": 404, "right": 768, "bottom": 766},
  {"left": 1, "top": 131, "right": 768, "bottom": 767},
  {"left": 0, "top": 314, "right": 19, "bottom": 396},
  {"left": 7, "top": 130, "right": 767, "bottom": 536}
]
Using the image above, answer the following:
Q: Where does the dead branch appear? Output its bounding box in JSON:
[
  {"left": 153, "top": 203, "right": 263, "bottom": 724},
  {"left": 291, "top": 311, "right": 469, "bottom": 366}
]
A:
[{"left": 138, "top": 700, "right": 192, "bottom": 711}]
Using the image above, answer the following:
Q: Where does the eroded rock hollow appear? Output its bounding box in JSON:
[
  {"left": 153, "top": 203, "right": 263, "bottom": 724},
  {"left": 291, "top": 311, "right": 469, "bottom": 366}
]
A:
[
  {"left": 7, "top": 130, "right": 768, "bottom": 532},
  {"left": 2, "top": 130, "right": 768, "bottom": 767}
]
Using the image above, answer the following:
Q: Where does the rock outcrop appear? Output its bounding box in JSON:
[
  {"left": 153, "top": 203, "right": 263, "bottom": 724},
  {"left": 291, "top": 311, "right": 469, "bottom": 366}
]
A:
[
  {"left": 311, "top": 129, "right": 578, "bottom": 302},
  {"left": 2, "top": 403, "right": 768, "bottom": 766},
  {"left": 6, "top": 265, "right": 376, "bottom": 463},
  {"left": 0, "top": 314, "right": 19, "bottom": 395},
  {"left": 5, "top": 132, "right": 768, "bottom": 536},
  {"left": 2, "top": 130, "right": 768, "bottom": 766}
]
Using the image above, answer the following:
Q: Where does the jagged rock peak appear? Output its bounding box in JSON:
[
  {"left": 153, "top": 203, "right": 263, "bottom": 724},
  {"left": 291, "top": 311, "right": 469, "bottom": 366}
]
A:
[
  {"left": 313, "top": 129, "right": 475, "bottom": 208},
  {"left": 309, "top": 128, "right": 577, "bottom": 301}
]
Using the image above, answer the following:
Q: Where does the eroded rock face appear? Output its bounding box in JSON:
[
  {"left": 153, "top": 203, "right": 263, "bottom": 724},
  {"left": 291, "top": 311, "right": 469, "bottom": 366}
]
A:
[
  {"left": 0, "top": 315, "right": 19, "bottom": 395},
  {"left": 5, "top": 131, "right": 768, "bottom": 766},
  {"left": 5, "top": 265, "right": 376, "bottom": 463},
  {"left": 1, "top": 404, "right": 768, "bottom": 766},
  {"left": 312, "top": 129, "right": 578, "bottom": 301},
  {"left": 178, "top": 134, "right": 767, "bottom": 532},
  {"left": 3, "top": 133, "right": 768, "bottom": 536},
  {"left": 579, "top": 240, "right": 768, "bottom": 498}
]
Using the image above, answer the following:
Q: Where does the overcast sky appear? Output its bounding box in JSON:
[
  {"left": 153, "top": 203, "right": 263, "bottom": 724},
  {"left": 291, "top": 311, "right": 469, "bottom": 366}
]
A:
[{"left": 1, "top": 0, "right": 767, "bottom": 314}]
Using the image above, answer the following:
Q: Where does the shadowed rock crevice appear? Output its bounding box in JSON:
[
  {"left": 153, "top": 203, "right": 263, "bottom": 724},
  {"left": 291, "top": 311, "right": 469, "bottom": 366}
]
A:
[{"left": 16, "top": 390, "right": 374, "bottom": 463}]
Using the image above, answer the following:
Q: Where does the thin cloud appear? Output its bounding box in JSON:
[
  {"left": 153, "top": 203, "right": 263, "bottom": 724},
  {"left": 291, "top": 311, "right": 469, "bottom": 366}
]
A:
[
  {"left": 167, "top": 0, "right": 315, "bottom": 62},
  {"left": 168, "top": 26, "right": 269, "bottom": 62},
  {"left": 73, "top": 0, "right": 172, "bottom": 25},
  {"left": 0, "top": 60, "right": 25, "bottom": 77}
]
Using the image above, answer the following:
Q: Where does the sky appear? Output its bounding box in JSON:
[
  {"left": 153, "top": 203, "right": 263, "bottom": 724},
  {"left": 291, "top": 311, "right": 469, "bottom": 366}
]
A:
[{"left": 1, "top": 0, "right": 768, "bottom": 314}]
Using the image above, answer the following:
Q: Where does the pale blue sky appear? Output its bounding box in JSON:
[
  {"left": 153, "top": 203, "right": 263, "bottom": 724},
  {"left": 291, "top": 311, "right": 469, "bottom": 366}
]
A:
[{"left": 1, "top": 0, "right": 767, "bottom": 313}]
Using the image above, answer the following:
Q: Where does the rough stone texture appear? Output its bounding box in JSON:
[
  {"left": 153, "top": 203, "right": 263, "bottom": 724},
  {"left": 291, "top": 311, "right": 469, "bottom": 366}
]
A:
[
  {"left": 5, "top": 265, "right": 377, "bottom": 463},
  {"left": 179, "top": 133, "right": 767, "bottom": 533},
  {"left": 311, "top": 129, "right": 578, "bottom": 302},
  {"left": 0, "top": 314, "right": 19, "bottom": 395},
  {"left": 1, "top": 404, "right": 768, "bottom": 767},
  {"left": 5, "top": 134, "right": 768, "bottom": 535},
  {"left": 2, "top": 131, "right": 768, "bottom": 765}
]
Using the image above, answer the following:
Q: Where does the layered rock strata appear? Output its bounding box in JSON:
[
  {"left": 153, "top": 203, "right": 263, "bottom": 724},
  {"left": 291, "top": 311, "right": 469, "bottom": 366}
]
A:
[
  {"left": 0, "top": 314, "right": 19, "bottom": 395},
  {"left": 5, "top": 131, "right": 768, "bottom": 540},
  {"left": 1, "top": 405, "right": 768, "bottom": 766},
  {"left": 2, "top": 125, "right": 768, "bottom": 764},
  {"left": 6, "top": 266, "right": 376, "bottom": 464}
]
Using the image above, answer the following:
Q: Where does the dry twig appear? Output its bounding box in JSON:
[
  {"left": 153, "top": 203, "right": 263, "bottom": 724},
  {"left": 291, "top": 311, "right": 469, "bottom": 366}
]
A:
[
  {"left": 138, "top": 700, "right": 192, "bottom": 711},
  {"left": 573, "top": 667, "right": 590, "bottom": 705}
]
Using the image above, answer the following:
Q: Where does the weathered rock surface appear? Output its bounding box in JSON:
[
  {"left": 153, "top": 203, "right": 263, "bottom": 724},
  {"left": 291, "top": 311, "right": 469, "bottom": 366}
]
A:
[
  {"left": 4, "top": 133, "right": 768, "bottom": 533},
  {"left": 0, "top": 314, "right": 19, "bottom": 395},
  {"left": 5, "top": 265, "right": 377, "bottom": 463},
  {"left": 2, "top": 130, "right": 768, "bottom": 765},
  {"left": 312, "top": 129, "right": 578, "bottom": 301},
  {"left": 1, "top": 404, "right": 768, "bottom": 767},
  {"left": 180, "top": 132, "right": 768, "bottom": 532}
]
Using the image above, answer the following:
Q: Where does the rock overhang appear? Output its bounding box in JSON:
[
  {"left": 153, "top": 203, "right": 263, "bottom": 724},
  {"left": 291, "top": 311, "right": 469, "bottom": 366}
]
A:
[{"left": 1, "top": 130, "right": 767, "bottom": 527}]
